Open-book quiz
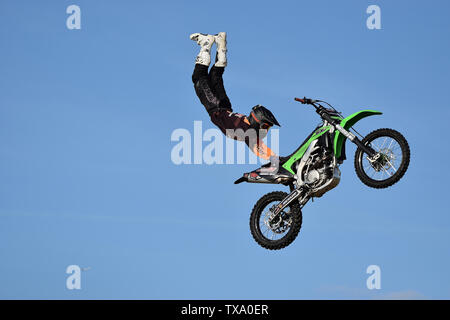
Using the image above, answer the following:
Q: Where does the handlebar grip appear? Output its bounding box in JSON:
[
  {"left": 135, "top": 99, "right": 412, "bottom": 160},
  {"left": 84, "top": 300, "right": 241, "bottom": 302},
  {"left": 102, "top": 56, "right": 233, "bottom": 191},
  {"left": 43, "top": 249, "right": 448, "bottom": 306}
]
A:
[{"left": 294, "top": 97, "right": 305, "bottom": 103}]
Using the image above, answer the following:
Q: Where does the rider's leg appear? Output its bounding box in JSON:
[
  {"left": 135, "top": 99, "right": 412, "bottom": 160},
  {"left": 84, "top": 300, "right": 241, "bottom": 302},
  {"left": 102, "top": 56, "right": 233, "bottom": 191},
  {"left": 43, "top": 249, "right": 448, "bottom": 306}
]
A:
[
  {"left": 192, "top": 64, "right": 221, "bottom": 114},
  {"left": 209, "top": 66, "right": 231, "bottom": 110},
  {"left": 190, "top": 33, "right": 221, "bottom": 114},
  {"left": 209, "top": 32, "right": 231, "bottom": 110}
]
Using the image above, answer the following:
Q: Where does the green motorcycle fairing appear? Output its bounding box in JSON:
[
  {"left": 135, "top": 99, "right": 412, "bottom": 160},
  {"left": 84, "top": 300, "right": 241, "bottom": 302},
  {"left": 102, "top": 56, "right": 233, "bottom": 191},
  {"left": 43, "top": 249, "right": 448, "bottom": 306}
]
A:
[
  {"left": 281, "top": 109, "right": 382, "bottom": 175},
  {"left": 282, "top": 125, "right": 331, "bottom": 175},
  {"left": 333, "top": 109, "right": 382, "bottom": 159}
]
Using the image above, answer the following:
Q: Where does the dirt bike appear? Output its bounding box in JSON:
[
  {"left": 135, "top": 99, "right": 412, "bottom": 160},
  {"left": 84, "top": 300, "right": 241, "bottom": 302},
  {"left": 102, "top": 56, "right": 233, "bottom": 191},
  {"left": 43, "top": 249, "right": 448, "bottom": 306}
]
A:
[{"left": 235, "top": 97, "right": 410, "bottom": 250}]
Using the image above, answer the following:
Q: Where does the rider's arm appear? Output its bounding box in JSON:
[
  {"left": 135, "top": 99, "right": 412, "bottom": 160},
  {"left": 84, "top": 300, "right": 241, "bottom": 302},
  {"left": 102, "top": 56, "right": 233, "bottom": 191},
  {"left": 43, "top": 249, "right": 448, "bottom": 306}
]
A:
[
  {"left": 241, "top": 117, "right": 277, "bottom": 160},
  {"left": 247, "top": 138, "right": 277, "bottom": 160},
  {"left": 213, "top": 111, "right": 277, "bottom": 160}
]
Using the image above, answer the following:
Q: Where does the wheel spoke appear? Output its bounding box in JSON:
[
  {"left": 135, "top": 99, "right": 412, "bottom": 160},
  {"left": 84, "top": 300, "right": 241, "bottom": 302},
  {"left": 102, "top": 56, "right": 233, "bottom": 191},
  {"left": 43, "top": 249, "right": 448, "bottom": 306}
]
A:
[
  {"left": 380, "top": 136, "right": 388, "bottom": 150},
  {"left": 358, "top": 132, "right": 408, "bottom": 185},
  {"left": 380, "top": 165, "right": 392, "bottom": 177},
  {"left": 370, "top": 169, "right": 377, "bottom": 178},
  {"left": 385, "top": 159, "right": 397, "bottom": 172},
  {"left": 371, "top": 141, "right": 380, "bottom": 152},
  {"left": 365, "top": 136, "right": 403, "bottom": 180},
  {"left": 387, "top": 138, "right": 395, "bottom": 150},
  {"left": 257, "top": 200, "right": 296, "bottom": 242},
  {"left": 364, "top": 164, "right": 372, "bottom": 171},
  {"left": 260, "top": 222, "right": 266, "bottom": 231}
]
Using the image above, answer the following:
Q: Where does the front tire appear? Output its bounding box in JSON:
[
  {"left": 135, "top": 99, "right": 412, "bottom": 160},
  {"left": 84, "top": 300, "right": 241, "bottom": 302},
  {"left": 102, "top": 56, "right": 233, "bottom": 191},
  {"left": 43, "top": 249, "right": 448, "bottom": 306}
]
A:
[
  {"left": 354, "top": 128, "right": 410, "bottom": 189},
  {"left": 250, "top": 191, "right": 302, "bottom": 250}
]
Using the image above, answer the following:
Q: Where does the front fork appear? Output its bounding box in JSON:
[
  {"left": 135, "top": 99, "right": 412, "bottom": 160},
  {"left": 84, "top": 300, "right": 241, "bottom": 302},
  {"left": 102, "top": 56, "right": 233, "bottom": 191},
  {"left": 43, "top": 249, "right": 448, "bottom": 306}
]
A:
[{"left": 334, "top": 124, "right": 377, "bottom": 158}]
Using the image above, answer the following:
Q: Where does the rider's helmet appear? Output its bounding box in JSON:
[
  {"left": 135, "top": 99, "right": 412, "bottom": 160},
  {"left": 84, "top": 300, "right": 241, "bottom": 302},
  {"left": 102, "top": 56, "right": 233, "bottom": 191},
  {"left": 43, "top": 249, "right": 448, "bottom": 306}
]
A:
[{"left": 248, "top": 105, "right": 280, "bottom": 130}]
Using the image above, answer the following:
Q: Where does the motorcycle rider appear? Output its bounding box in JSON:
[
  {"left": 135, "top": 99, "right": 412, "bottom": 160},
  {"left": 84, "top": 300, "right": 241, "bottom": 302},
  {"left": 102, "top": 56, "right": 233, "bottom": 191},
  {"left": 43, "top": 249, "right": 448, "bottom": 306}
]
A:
[{"left": 190, "top": 32, "right": 281, "bottom": 162}]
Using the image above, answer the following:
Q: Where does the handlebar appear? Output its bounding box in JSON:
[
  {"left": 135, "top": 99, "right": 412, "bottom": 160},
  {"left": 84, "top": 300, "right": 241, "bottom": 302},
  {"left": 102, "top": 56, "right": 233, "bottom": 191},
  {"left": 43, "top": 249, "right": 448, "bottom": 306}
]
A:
[
  {"left": 294, "top": 97, "right": 317, "bottom": 105},
  {"left": 294, "top": 97, "right": 340, "bottom": 124}
]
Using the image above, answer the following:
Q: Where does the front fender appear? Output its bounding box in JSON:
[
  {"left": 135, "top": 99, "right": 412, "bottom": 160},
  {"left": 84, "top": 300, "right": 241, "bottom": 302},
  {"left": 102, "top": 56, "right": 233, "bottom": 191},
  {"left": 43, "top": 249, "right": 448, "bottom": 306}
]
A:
[{"left": 334, "top": 109, "right": 382, "bottom": 159}]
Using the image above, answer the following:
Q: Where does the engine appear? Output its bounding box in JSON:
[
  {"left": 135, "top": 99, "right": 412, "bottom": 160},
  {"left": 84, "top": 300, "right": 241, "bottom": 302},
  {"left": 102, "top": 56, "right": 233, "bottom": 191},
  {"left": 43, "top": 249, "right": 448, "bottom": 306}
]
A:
[{"left": 301, "top": 151, "right": 341, "bottom": 198}]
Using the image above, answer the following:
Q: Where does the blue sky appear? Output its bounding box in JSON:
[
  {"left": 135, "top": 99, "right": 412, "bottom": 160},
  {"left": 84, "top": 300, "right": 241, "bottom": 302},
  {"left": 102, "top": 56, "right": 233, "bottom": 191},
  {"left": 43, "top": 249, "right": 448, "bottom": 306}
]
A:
[{"left": 1, "top": 0, "right": 450, "bottom": 299}]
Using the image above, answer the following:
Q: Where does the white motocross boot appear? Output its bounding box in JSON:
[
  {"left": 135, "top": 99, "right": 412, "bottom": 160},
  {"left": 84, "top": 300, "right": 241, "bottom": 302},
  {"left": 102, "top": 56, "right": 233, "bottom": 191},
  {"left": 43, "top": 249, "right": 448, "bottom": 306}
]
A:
[
  {"left": 214, "top": 32, "right": 227, "bottom": 67},
  {"left": 190, "top": 33, "right": 215, "bottom": 66}
]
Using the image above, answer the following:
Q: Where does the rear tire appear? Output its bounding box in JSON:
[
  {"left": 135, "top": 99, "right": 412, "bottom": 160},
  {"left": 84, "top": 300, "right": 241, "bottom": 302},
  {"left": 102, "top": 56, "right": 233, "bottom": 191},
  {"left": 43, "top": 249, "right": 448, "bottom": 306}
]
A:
[
  {"left": 354, "top": 128, "right": 410, "bottom": 189},
  {"left": 249, "top": 191, "right": 302, "bottom": 250}
]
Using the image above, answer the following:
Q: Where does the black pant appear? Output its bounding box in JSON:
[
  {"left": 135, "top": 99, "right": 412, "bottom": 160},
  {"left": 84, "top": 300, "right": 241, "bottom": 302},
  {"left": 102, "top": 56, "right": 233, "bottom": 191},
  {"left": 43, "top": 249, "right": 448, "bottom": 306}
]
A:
[{"left": 192, "top": 64, "right": 232, "bottom": 115}]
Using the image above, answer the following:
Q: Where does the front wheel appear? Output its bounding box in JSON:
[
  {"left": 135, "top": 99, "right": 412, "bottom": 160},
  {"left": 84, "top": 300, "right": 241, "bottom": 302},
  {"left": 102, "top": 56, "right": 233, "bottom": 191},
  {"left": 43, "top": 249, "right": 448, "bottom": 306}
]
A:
[
  {"left": 250, "top": 191, "right": 302, "bottom": 250},
  {"left": 354, "top": 128, "right": 410, "bottom": 189}
]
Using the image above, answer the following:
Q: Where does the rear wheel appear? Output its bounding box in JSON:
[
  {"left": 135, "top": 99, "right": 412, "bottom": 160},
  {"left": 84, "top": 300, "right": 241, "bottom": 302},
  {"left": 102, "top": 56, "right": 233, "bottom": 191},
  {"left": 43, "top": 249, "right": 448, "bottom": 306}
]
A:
[
  {"left": 249, "top": 191, "right": 302, "bottom": 250},
  {"left": 354, "top": 128, "right": 410, "bottom": 189}
]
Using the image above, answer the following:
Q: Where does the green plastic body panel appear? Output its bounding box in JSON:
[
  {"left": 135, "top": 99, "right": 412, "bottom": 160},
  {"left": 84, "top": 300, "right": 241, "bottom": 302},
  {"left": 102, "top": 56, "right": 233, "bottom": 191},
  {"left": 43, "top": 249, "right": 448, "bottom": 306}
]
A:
[
  {"left": 282, "top": 126, "right": 331, "bottom": 175},
  {"left": 333, "top": 110, "right": 382, "bottom": 159}
]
